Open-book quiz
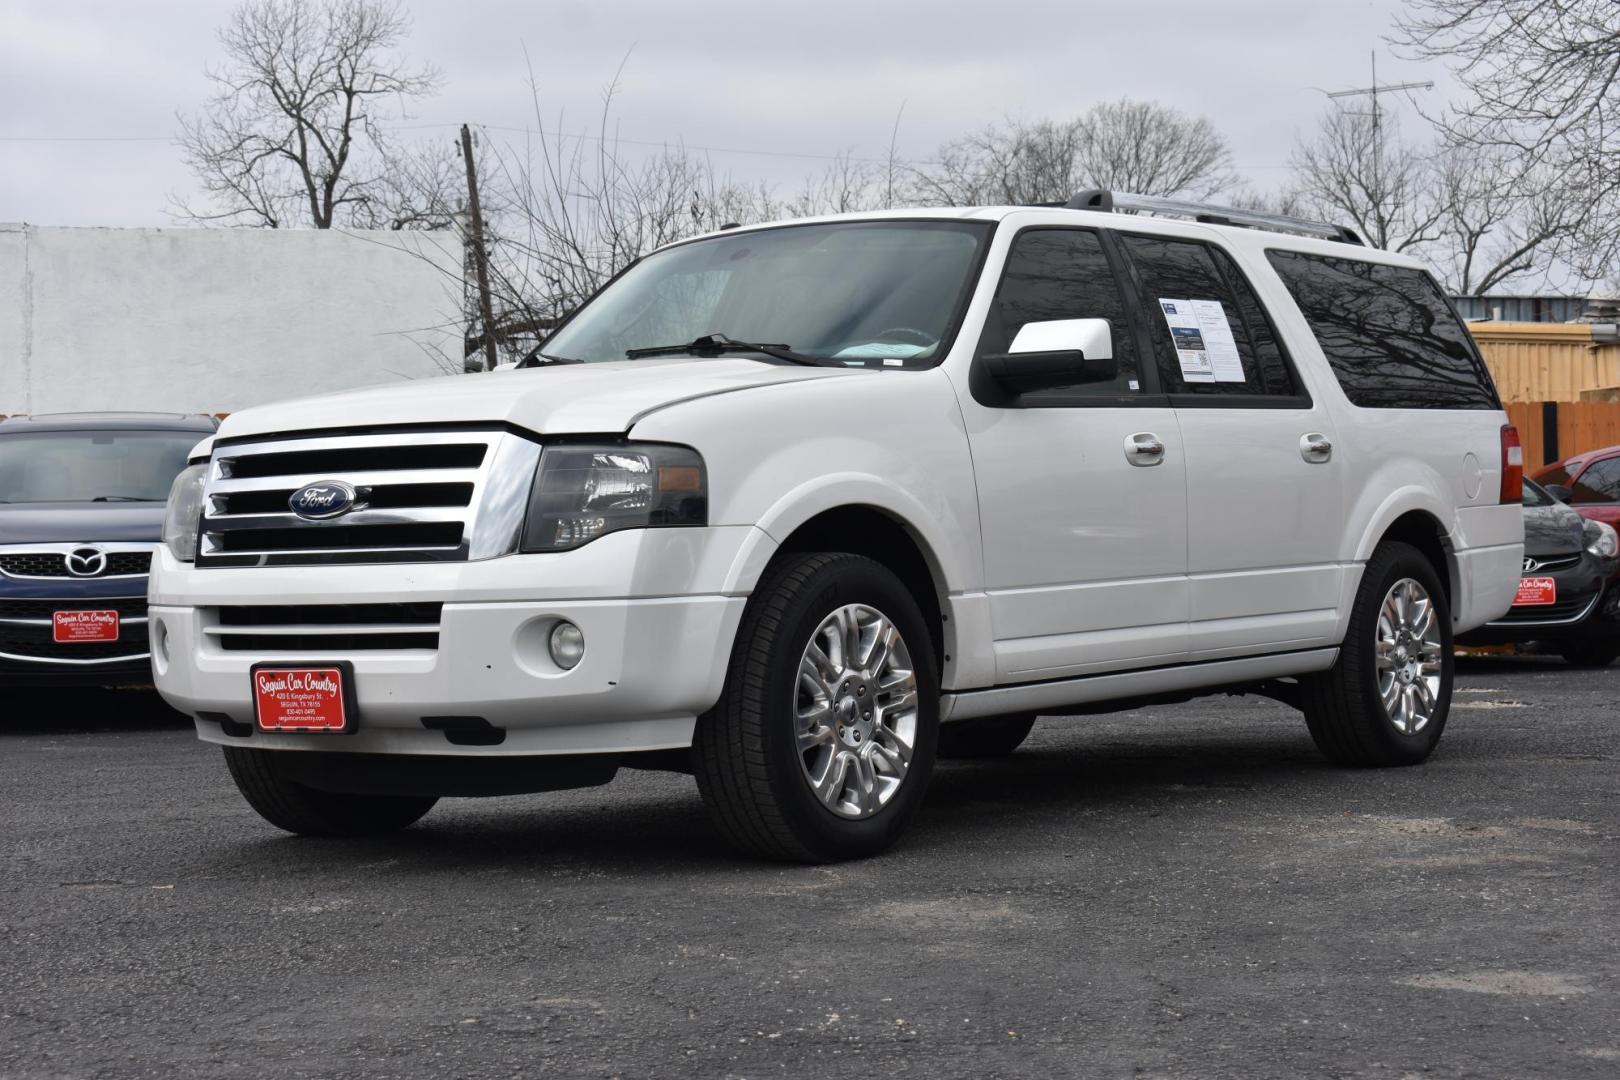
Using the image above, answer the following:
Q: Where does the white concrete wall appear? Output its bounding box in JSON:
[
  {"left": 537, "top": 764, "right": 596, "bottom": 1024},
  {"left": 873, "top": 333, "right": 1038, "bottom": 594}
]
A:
[{"left": 0, "top": 223, "right": 465, "bottom": 415}]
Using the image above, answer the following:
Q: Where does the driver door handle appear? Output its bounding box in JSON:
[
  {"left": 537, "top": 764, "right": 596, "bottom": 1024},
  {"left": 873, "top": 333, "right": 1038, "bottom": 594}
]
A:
[{"left": 1125, "top": 432, "right": 1166, "bottom": 467}]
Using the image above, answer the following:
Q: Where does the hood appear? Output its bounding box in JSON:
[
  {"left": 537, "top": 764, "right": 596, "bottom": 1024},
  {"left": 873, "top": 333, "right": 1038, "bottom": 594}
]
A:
[
  {"left": 215, "top": 358, "right": 867, "bottom": 441},
  {"left": 1522, "top": 500, "right": 1586, "bottom": 558},
  {"left": 0, "top": 502, "right": 166, "bottom": 544}
]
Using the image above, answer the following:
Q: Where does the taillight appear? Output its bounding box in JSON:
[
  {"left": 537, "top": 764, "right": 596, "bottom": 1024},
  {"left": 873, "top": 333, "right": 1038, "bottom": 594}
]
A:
[{"left": 1500, "top": 424, "right": 1523, "bottom": 504}]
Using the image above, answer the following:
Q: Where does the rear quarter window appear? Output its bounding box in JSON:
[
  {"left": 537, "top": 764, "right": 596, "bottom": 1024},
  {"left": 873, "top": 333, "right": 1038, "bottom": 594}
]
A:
[{"left": 1265, "top": 250, "right": 1499, "bottom": 410}]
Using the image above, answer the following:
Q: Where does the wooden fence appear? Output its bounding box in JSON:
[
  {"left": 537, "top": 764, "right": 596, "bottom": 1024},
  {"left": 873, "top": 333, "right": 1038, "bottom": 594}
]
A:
[
  {"left": 1505, "top": 400, "right": 1620, "bottom": 467},
  {"left": 1469, "top": 322, "right": 1620, "bottom": 403}
]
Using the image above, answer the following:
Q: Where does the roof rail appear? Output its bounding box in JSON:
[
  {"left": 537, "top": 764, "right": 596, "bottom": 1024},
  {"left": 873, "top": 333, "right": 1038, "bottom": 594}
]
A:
[{"left": 1063, "top": 189, "right": 1365, "bottom": 246}]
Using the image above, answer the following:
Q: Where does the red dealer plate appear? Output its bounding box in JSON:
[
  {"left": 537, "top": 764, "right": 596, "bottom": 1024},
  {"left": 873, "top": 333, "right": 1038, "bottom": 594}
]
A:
[
  {"left": 251, "top": 664, "right": 355, "bottom": 733},
  {"left": 53, "top": 610, "right": 120, "bottom": 643},
  {"left": 1515, "top": 576, "right": 1558, "bottom": 606}
]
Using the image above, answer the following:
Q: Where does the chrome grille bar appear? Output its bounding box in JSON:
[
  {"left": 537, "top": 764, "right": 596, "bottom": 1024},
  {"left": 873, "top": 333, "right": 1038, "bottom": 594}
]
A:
[{"left": 198, "top": 429, "right": 541, "bottom": 567}]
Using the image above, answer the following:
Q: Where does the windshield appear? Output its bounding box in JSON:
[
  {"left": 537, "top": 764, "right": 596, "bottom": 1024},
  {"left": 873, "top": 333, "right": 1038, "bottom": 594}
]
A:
[
  {"left": 0, "top": 430, "right": 200, "bottom": 503},
  {"left": 542, "top": 220, "right": 993, "bottom": 367},
  {"left": 1523, "top": 479, "right": 1557, "bottom": 508}
]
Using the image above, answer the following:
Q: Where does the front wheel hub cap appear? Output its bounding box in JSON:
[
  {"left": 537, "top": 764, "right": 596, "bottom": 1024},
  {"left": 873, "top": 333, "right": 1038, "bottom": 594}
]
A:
[{"left": 795, "top": 603, "right": 919, "bottom": 819}]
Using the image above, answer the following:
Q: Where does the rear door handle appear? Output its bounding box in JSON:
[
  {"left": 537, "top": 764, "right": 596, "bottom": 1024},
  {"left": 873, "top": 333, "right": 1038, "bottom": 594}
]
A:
[
  {"left": 1125, "top": 432, "right": 1166, "bottom": 467},
  {"left": 1300, "top": 433, "right": 1333, "bottom": 464}
]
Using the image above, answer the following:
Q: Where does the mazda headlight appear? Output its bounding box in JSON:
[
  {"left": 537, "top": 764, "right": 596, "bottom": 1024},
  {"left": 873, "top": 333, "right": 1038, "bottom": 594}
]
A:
[
  {"left": 162, "top": 463, "right": 209, "bottom": 562},
  {"left": 1584, "top": 518, "right": 1619, "bottom": 560},
  {"left": 520, "top": 443, "right": 706, "bottom": 552}
]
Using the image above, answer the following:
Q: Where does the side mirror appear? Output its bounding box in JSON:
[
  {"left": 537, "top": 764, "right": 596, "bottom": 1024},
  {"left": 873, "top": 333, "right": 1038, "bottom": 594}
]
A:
[
  {"left": 982, "top": 318, "right": 1118, "bottom": 394},
  {"left": 1547, "top": 483, "right": 1574, "bottom": 502}
]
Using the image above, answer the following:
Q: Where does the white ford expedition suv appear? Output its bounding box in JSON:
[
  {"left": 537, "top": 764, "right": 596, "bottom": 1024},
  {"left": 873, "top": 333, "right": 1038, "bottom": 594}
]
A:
[{"left": 152, "top": 192, "right": 1524, "bottom": 861}]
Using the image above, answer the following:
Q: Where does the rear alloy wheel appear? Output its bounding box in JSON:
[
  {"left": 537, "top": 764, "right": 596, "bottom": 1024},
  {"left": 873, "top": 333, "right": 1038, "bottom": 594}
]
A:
[
  {"left": 1302, "top": 542, "right": 1453, "bottom": 766},
  {"left": 1558, "top": 640, "right": 1620, "bottom": 668},
  {"left": 692, "top": 553, "right": 939, "bottom": 862}
]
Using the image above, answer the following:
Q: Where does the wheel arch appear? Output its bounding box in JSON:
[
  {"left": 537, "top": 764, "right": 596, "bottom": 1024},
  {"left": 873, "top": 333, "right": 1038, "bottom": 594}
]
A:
[
  {"left": 1347, "top": 492, "right": 1458, "bottom": 623},
  {"left": 764, "top": 504, "right": 953, "bottom": 671}
]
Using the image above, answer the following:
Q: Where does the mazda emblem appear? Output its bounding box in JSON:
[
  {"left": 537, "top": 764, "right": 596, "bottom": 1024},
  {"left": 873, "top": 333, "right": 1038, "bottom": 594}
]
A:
[
  {"left": 65, "top": 546, "right": 109, "bottom": 577},
  {"left": 289, "top": 480, "right": 362, "bottom": 520}
]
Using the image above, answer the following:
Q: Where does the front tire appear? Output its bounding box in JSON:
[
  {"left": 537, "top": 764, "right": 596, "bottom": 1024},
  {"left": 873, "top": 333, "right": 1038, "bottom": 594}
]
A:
[
  {"left": 223, "top": 747, "right": 438, "bottom": 836},
  {"left": 1302, "top": 541, "right": 1452, "bottom": 767},
  {"left": 1558, "top": 639, "right": 1620, "bottom": 668},
  {"left": 691, "top": 553, "right": 939, "bottom": 862}
]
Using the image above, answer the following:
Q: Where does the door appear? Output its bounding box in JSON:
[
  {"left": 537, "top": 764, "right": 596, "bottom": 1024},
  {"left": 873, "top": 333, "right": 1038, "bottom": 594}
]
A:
[
  {"left": 960, "top": 227, "right": 1190, "bottom": 684},
  {"left": 1114, "top": 232, "right": 1346, "bottom": 659}
]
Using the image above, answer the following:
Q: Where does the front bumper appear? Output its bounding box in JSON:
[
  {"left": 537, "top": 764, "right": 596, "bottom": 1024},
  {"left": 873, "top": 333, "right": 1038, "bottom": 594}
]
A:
[{"left": 149, "top": 527, "right": 768, "bottom": 756}]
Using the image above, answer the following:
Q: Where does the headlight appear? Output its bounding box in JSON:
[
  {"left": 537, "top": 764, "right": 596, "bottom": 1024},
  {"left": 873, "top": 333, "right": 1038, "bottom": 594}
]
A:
[
  {"left": 1584, "top": 519, "right": 1619, "bottom": 560},
  {"left": 162, "top": 463, "right": 209, "bottom": 562},
  {"left": 520, "top": 442, "right": 706, "bottom": 553}
]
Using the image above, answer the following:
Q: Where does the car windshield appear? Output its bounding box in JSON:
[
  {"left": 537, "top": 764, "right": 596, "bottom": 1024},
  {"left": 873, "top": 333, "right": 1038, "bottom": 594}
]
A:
[
  {"left": 1522, "top": 479, "right": 1556, "bottom": 508},
  {"left": 541, "top": 220, "right": 993, "bottom": 367},
  {"left": 0, "top": 430, "right": 200, "bottom": 503}
]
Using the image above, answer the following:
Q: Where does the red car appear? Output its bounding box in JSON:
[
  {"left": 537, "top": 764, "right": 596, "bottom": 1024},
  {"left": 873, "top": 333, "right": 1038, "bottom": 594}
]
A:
[{"left": 1533, "top": 446, "right": 1620, "bottom": 530}]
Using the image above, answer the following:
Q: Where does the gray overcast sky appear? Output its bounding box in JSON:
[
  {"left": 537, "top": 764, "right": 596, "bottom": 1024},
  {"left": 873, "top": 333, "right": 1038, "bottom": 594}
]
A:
[{"left": 0, "top": 0, "right": 1451, "bottom": 227}]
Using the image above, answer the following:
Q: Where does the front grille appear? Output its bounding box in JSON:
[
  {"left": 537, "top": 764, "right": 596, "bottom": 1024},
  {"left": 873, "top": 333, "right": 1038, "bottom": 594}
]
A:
[
  {"left": 0, "top": 596, "right": 150, "bottom": 660},
  {"left": 1496, "top": 589, "right": 1601, "bottom": 625},
  {"left": 1523, "top": 553, "right": 1582, "bottom": 574},
  {"left": 198, "top": 429, "right": 538, "bottom": 567},
  {"left": 0, "top": 551, "right": 152, "bottom": 578},
  {"left": 204, "top": 602, "right": 442, "bottom": 653},
  {"left": 0, "top": 597, "right": 149, "bottom": 620}
]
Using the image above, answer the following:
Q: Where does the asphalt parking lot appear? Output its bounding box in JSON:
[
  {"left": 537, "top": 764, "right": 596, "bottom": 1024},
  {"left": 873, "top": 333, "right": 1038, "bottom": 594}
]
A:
[{"left": 2, "top": 656, "right": 1616, "bottom": 1080}]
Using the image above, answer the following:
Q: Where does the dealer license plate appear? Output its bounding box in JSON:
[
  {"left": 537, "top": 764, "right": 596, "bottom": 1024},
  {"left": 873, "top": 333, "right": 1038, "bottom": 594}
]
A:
[
  {"left": 53, "top": 610, "right": 120, "bottom": 643},
  {"left": 1514, "top": 577, "right": 1557, "bottom": 606},
  {"left": 251, "top": 663, "right": 355, "bottom": 733}
]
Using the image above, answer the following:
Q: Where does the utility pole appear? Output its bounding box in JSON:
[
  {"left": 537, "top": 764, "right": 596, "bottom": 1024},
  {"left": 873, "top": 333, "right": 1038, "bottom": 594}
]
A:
[{"left": 460, "top": 123, "right": 498, "bottom": 373}]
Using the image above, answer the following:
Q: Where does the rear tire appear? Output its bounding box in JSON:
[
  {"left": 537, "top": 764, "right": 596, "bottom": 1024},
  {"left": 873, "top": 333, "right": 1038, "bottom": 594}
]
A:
[
  {"left": 1558, "top": 640, "right": 1620, "bottom": 668},
  {"left": 223, "top": 747, "right": 438, "bottom": 836},
  {"left": 691, "top": 553, "right": 939, "bottom": 862},
  {"left": 1302, "top": 541, "right": 1452, "bottom": 767},
  {"left": 938, "top": 713, "right": 1037, "bottom": 759}
]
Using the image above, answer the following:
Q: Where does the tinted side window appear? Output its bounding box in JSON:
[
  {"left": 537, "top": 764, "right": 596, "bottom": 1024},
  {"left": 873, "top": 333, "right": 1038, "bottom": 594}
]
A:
[
  {"left": 979, "top": 229, "right": 1139, "bottom": 397},
  {"left": 1266, "top": 250, "right": 1499, "bottom": 409},
  {"left": 1570, "top": 458, "right": 1620, "bottom": 503},
  {"left": 1120, "top": 235, "right": 1299, "bottom": 397}
]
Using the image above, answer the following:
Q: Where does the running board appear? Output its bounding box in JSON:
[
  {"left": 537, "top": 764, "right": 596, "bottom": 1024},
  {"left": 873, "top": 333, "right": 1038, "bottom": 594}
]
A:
[{"left": 941, "top": 648, "right": 1339, "bottom": 723}]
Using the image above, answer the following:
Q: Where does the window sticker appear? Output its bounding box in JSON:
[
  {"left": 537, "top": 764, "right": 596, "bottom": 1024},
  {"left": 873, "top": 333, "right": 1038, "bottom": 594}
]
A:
[{"left": 1158, "top": 298, "right": 1245, "bottom": 383}]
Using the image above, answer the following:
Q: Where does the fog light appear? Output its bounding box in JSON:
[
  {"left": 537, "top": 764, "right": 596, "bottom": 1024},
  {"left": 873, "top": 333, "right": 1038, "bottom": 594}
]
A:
[{"left": 548, "top": 621, "right": 585, "bottom": 670}]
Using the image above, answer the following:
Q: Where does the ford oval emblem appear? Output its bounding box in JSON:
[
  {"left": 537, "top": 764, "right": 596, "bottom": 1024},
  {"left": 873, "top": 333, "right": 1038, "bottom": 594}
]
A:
[{"left": 289, "top": 480, "right": 360, "bottom": 520}]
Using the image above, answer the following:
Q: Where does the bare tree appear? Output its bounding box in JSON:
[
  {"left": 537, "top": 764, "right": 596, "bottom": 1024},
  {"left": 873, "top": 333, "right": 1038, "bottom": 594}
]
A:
[
  {"left": 175, "top": 0, "right": 449, "bottom": 229},
  {"left": 1392, "top": 0, "right": 1620, "bottom": 279},
  {"left": 1431, "top": 142, "right": 1582, "bottom": 295},
  {"left": 1073, "top": 99, "right": 1237, "bottom": 198},
  {"left": 910, "top": 101, "right": 1235, "bottom": 206},
  {"left": 1290, "top": 104, "right": 1444, "bottom": 252}
]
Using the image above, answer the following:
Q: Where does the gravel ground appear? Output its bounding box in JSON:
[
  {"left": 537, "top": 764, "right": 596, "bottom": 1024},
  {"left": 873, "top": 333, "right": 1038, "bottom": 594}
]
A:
[{"left": 2, "top": 655, "right": 1616, "bottom": 1079}]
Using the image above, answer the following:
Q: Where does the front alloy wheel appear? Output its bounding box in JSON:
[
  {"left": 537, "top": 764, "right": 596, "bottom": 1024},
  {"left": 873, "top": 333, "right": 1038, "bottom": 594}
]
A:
[
  {"left": 795, "top": 603, "right": 919, "bottom": 819},
  {"left": 692, "top": 552, "right": 939, "bottom": 862}
]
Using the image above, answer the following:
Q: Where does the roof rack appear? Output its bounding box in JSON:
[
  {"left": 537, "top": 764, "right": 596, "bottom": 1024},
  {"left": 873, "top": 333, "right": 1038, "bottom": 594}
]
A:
[{"left": 1062, "top": 189, "right": 1365, "bottom": 246}]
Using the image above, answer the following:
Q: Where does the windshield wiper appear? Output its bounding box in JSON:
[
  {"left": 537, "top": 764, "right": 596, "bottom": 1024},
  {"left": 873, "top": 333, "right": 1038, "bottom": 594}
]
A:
[
  {"left": 626, "top": 334, "right": 823, "bottom": 366},
  {"left": 91, "top": 495, "right": 160, "bottom": 502},
  {"left": 515, "top": 347, "right": 586, "bottom": 369}
]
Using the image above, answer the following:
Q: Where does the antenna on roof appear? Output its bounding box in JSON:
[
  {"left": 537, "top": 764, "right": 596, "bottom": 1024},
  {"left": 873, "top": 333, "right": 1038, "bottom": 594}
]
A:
[{"left": 1062, "top": 189, "right": 1365, "bottom": 246}]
